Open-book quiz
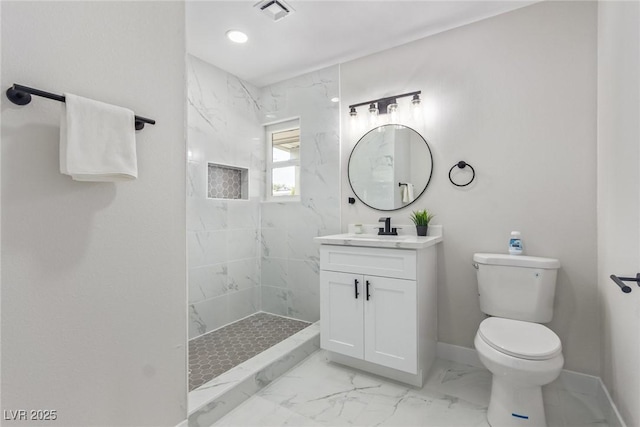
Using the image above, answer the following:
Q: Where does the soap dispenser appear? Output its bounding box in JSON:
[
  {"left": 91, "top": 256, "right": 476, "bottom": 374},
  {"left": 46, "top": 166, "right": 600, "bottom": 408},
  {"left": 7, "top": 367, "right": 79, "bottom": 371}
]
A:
[{"left": 508, "top": 231, "right": 523, "bottom": 255}]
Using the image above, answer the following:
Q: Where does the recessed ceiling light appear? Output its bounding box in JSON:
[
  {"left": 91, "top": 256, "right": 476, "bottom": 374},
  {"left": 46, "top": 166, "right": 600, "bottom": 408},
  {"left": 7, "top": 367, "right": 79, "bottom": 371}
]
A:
[
  {"left": 331, "top": 97, "right": 340, "bottom": 103},
  {"left": 226, "top": 30, "right": 248, "bottom": 44}
]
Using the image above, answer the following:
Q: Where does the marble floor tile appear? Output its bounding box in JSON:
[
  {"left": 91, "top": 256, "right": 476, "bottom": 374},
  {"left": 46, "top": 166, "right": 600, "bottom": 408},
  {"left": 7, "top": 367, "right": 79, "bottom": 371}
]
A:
[
  {"left": 421, "top": 358, "right": 492, "bottom": 408},
  {"left": 214, "top": 351, "right": 610, "bottom": 427},
  {"left": 213, "top": 394, "right": 323, "bottom": 427}
]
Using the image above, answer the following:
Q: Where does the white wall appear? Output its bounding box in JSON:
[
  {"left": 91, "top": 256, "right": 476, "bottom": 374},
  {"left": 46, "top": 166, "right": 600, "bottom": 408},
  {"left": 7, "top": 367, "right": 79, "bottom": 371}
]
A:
[
  {"left": 1, "top": 2, "right": 187, "bottom": 426},
  {"left": 341, "top": 1, "right": 599, "bottom": 374},
  {"left": 187, "top": 55, "right": 263, "bottom": 339},
  {"left": 597, "top": 1, "right": 640, "bottom": 425}
]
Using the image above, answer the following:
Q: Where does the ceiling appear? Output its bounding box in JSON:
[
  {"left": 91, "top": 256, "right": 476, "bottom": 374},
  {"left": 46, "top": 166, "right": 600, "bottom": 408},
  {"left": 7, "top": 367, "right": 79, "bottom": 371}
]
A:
[{"left": 186, "top": 1, "right": 538, "bottom": 88}]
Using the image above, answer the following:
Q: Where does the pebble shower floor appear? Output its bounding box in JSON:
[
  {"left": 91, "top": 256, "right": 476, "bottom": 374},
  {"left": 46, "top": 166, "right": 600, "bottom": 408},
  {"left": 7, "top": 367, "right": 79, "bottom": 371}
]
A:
[{"left": 188, "top": 312, "right": 311, "bottom": 391}]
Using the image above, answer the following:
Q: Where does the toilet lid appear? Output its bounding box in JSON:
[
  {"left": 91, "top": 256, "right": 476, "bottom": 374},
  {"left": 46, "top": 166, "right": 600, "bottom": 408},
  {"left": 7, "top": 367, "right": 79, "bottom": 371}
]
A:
[{"left": 478, "top": 317, "right": 562, "bottom": 360}]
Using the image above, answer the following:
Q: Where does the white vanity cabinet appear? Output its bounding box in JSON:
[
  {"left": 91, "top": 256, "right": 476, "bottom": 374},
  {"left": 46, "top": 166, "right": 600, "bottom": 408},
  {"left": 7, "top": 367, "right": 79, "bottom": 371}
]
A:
[
  {"left": 321, "top": 269, "right": 418, "bottom": 372},
  {"left": 317, "top": 237, "right": 440, "bottom": 387}
]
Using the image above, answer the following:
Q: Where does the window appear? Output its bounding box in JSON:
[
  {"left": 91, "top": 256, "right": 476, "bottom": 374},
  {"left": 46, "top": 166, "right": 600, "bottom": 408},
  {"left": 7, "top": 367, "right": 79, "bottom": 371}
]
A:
[{"left": 266, "top": 118, "right": 300, "bottom": 200}]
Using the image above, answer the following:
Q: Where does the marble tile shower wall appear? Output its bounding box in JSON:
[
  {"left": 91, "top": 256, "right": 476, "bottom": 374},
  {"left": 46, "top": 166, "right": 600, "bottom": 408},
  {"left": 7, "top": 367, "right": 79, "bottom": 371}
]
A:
[
  {"left": 259, "top": 66, "right": 341, "bottom": 322},
  {"left": 187, "top": 55, "right": 264, "bottom": 339},
  {"left": 187, "top": 55, "right": 341, "bottom": 337}
]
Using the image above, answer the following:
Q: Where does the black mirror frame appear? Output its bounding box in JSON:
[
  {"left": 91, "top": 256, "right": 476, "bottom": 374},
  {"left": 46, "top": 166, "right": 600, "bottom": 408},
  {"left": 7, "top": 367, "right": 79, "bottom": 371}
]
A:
[{"left": 347, "top": 124, "right": 433, "bottom": 211}]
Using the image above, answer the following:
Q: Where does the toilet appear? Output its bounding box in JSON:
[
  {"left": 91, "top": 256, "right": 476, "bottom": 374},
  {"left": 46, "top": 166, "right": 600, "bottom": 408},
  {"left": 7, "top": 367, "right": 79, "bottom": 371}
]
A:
[{"left": 473, "top": 253, "right": 562, "bottom": 427}]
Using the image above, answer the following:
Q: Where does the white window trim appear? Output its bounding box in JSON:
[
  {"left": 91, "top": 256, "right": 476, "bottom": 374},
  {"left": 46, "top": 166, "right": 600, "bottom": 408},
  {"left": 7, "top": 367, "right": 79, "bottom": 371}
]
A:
[{"left": 265, "top": 117, "right": 301, "bottom": 202}]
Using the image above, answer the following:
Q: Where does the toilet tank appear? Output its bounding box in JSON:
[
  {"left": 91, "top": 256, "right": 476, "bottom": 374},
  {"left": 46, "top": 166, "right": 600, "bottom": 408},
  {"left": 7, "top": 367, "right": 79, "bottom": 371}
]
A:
[{"left": 473, "top": 253, "right": 561, "bottom": 323}]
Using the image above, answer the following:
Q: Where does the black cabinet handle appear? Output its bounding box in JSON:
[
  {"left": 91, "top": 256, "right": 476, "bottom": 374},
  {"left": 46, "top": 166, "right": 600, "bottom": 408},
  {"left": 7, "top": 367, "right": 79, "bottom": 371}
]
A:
[
  {"left": 354, "top": 279, "right": 359, "bottom": 299},
  {"left": 366, "top": 280, "right": 371, "bottom": 300}
]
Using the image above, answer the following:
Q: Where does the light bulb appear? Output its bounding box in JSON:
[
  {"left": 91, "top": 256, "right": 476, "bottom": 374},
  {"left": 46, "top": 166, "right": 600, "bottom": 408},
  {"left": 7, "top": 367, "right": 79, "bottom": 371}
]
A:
[
  {"left": 412, "top": 94, "right": 423, "bottom": 122},
  {"left": 388, "top": 100, "right": 398, "bottom": 123},
  {"left": 368, "top": 103, "right": 378, "bottom": 127}
]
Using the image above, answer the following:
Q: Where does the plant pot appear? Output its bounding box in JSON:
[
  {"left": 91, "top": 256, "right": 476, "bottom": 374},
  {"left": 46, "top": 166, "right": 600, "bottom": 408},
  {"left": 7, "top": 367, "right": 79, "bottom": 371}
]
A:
[{"left": 416, "top": 225, "right": 428, "bottom": 236}]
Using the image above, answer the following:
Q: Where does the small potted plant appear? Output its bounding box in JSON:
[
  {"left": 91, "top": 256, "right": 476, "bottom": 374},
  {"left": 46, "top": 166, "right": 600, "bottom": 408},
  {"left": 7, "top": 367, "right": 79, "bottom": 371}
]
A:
[{"left": 410, "top": 209, "right": 434, "bottom": 236}]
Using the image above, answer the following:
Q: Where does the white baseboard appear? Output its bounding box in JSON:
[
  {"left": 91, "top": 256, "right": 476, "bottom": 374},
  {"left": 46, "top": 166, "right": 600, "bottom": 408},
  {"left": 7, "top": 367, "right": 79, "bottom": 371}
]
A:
[
  {"left": 436, "top": 342, "right": 483, "bottom": 368},
  {"left": 436, "top": 342, "right": 627, "bottom": 427}
]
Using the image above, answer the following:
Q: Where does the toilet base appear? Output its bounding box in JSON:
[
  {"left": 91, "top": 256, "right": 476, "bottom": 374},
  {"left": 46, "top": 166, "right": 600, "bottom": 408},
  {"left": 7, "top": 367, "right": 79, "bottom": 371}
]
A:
[{"left": 487, "top": 376, "right": 546, "bottom": 427}]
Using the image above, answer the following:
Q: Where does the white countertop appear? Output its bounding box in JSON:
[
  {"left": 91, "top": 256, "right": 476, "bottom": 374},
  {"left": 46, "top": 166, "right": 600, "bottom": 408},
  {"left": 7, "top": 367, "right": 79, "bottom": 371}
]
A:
[{"left": 314, "top": 224, "right": 443, "bottom": 250}]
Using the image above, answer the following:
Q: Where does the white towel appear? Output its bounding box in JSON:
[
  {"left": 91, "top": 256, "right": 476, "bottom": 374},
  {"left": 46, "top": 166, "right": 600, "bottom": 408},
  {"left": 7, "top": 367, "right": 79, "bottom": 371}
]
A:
[
  {"left": 402, "top": 183, "right": 415, "bottom": 203},
  {"left": 60, "top": 93, "right": 137, "bottom": 181}
]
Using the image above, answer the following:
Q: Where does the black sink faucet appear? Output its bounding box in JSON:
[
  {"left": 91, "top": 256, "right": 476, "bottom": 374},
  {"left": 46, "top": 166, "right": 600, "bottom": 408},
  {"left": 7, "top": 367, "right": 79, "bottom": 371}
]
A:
[{"left": 378, "top": 217, "right": 398, "bottom": 235}]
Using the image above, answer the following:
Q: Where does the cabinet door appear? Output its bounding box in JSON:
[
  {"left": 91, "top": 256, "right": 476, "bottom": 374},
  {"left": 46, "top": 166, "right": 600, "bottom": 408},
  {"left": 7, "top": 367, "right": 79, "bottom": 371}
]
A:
[
  {"left": 363, "top": 276, "right": 417, "bottom": 374},
  {"left": 320, "top": 270, "right": 364, "bottom": 359}
]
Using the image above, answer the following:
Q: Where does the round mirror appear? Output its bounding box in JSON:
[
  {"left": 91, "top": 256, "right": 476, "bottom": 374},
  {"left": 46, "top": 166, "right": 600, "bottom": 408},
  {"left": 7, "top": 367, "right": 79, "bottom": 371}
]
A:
[{"left": 348, "top": 124, "right": 433, "bottom": 211}]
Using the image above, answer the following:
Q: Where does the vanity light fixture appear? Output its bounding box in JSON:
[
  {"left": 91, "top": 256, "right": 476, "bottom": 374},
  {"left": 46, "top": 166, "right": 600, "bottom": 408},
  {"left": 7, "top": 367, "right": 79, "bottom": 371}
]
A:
[
  {"left": 226, "top": 30, "right": 248, "bottom": 44},
  {"left": 348, "top": 90, "right": 421, "bottom": 118}
]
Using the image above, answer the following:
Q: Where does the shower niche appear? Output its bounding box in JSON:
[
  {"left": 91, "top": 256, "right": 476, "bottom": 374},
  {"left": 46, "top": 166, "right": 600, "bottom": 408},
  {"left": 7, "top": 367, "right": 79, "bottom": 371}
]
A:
[{"left": 207, "top": 163, "right": 248, "bottom": 200}]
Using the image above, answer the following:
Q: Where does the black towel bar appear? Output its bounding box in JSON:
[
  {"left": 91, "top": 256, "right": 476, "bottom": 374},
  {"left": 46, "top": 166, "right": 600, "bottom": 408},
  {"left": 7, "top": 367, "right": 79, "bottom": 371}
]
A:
[
  {"left": 6, "top": 83, "right": 156, "bottom": 130},
  {"left": 610, "top": 273, "right": 640, "bottom": 293}
]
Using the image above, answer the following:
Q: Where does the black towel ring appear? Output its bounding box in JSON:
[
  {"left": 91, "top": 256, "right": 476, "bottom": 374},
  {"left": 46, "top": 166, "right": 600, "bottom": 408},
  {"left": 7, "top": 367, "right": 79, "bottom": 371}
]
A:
[{"left": 449, "top": 161, "right": 475, "bottom": 187}]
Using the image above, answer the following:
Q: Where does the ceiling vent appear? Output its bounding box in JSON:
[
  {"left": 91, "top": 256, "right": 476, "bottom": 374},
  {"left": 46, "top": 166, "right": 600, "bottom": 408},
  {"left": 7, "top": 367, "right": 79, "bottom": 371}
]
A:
[{"left": 254, "top": 0, "right": 294, "bottom": 22}]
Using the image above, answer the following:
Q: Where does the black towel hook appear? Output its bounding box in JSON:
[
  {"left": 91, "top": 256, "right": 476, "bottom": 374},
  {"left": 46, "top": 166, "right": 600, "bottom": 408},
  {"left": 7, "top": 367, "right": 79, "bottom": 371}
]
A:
[{"left": 449, "top": 160, "right": 475, "bottom": 187}]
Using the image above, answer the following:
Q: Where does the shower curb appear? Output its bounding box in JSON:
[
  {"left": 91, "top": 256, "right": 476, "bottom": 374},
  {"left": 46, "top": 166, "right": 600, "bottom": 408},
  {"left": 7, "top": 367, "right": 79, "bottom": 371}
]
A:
[{"left": 186, "top": 321, "right": 320, "bottom": 427}]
